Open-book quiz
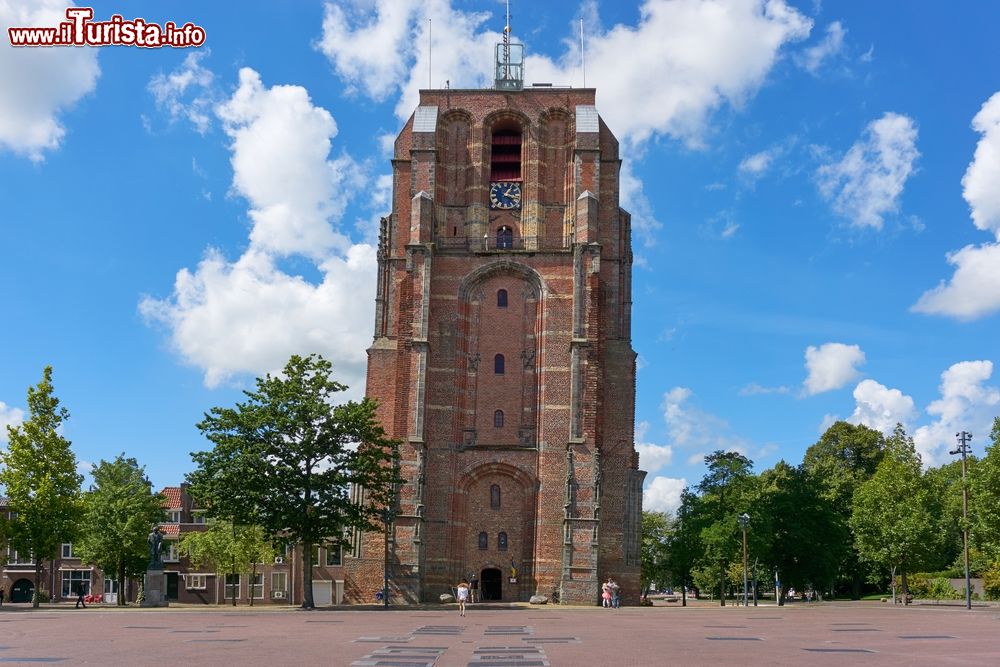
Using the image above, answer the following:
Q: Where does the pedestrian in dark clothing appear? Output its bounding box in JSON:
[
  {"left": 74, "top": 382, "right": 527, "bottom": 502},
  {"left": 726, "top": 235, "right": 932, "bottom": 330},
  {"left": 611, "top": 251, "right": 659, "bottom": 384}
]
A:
[
  {"left": 75, "top": 585, "right": 87, "bottom": 609},
  {"left": 0, "top": 588, "right": 5, "bottom": 606}
]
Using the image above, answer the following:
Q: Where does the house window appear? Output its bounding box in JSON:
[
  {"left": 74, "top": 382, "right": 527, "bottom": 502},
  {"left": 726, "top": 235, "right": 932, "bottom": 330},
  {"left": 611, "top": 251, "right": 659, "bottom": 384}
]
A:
[
  {"left": 494, "top": 354, "right": 505, "bottom": 374},
  {"left": 168, "top": 510, "right": 181, "bottom": 523},
  {"left": 224, "top": 574, "right": 241, "bottom": 599},
  {"left": 491, "top": 484, "right": 501, "bottom": 509},
  {"left": 186, "top": 574, "right": 207, "bottom": 590},
  {"left": 496, "top": 226, "right": 513, "bottom": 249},
  {"left": 498, "top": 531, "right": 508, "bottom": 551},
  {"left": 61, "top": 543, "right": 74, "bottom": 559},
  {"left": 311, "top": 545, "right": 320, "bottom": 566},
  {"left": 494, "top": 410, "right": 504, "bottom": 428},
  {"left": 490, "top": 128, "right": 522, "bottom": 181},
  {"left": 497, "top": 289, "right": 508, "bottom": 307},
  {"left": 9, "top": 548, "right": 33, "bottom": 565},
  {"left": 61, "top": 570, "right": 91, "bottom": 597},
  {"left": 326, "top": 546, "right": 343, "bottom": 567},
  {"left": 164, "top": 542, "right": 179, "bottom": 562},
  {"left": 250, "top": 573, "right": 264, "bottom": 599},
  {"left": 271, "top": 572, "right": 288, "bottom": 599},
  {"left": 478, "top": 532, "right": 488, "bottom": 550},
  {"left": 191, "top": 513, "right": 206, "bottom": 524},
  {"left": 104, "top": 579, "right": 119, "bottom": 595}
]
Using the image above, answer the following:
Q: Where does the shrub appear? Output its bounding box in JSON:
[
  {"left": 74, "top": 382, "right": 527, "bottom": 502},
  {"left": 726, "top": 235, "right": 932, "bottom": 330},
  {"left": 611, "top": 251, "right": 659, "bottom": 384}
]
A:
[{"left": 982, "top": 562, "right": 1000, "bottom": 600}]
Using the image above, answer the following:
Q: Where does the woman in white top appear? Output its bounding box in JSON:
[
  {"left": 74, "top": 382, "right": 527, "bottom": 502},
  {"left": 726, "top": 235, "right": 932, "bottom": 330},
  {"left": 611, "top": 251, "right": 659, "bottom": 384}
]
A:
[{"left": 456, "top": 579, "right": 470, "bottom": 617}]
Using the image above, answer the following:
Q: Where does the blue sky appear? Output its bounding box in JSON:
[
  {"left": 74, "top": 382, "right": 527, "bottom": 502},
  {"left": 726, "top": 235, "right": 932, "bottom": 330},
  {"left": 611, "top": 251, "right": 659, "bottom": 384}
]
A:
[{"left": 2, "top": 1, "right": 999, "bottom": 515}]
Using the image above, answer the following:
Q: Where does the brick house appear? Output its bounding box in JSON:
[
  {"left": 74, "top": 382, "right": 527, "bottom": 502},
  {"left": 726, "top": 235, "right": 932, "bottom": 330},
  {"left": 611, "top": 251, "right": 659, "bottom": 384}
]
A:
[{"left": 343, "top": 35, "right": 645, "bottom": 605}]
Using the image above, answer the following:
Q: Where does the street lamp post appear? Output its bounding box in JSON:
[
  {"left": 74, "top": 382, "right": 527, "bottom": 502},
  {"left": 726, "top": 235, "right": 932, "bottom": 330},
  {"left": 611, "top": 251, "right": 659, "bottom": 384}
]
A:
[
  {"left": 381, "top": 507, "right": 395, "bottom": 609},
  {"left": 738, "top": 513, "right": 750, "bottom": 607},
  {"left": 950, "top": 431, "right": 973, "bottom": 611}
]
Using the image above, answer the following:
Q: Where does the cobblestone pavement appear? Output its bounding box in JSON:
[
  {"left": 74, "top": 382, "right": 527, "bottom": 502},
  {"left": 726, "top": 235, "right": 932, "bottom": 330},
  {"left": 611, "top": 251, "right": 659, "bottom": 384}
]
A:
[{"left": 1, "top": 601, "right": 998, "bottom": 666}]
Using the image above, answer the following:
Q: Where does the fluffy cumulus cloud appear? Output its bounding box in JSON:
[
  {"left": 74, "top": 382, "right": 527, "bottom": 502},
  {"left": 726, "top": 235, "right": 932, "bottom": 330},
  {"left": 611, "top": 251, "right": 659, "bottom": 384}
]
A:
[
  {"left": 816, "top": 112, "right": 919, "bottom": 229},
  {"left": 644, "top": 476, "right": 687, "bottom": 515},
  {"left": 738, "top": 148, "right": 776, "bottom": 177},
  {"left": 319, "top": 0, "right": 812, "bottom": 147},
  {"left": 0, "top": 401, "right": 25, "bottom": 444},
  {"left": 848, "top": 379, "right": 917, "bottom": 435},
  {"left": 0, "top": 0, "right": 100, "bottom": 160},
  {"left": 147, "top": 50, "right": 216, "bottom": 134},
  {"left": 802, "top": 342, "right": 866, "bottom": 396},
  {"left": 914, "top": 361, "right": 1000, "bottom": 466},
  {"left": 913, "top": 92, "right": 1000, "bottom": 320},
  {"left": 634, "top": 421, "right": 673, "bottom": 474},
  {"left": 141, "top": 69, "right": 376, "bottom": 393},
  {"left": 796, "top": 21, "right": 846, "bottom": 75}
]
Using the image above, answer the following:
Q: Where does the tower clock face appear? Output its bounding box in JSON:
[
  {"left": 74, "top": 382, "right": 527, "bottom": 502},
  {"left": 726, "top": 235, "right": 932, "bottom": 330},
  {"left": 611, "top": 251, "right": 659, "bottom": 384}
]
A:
[{"left": 489, "top": 181, "right": 522, "bottom": 209}]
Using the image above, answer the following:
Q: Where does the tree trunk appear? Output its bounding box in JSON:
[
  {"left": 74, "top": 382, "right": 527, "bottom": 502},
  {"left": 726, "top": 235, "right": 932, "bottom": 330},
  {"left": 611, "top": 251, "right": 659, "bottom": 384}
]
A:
[
  {"left": 681, "top": 581, "right": 687, "bottom": 607},
  {"left": 301, "top": 541, "right": 314, "bottom": 609},
  {"left": 34, "top": 560, "right": 42, "bottom": 608},
  {"left": 719, "top": 564, "right": 726, "bottom": 606},
  {"left": 851, "top": 571, "right": 862, "bottom": 600},
  {"left": 901, "top": 569, "right": 909, "bottom": 605},
  {"left": 250, "top": 562, "right": 257, "bottom": 607},
  {"left": 119, "top": 562, "right": 127, "bottom": 606}
]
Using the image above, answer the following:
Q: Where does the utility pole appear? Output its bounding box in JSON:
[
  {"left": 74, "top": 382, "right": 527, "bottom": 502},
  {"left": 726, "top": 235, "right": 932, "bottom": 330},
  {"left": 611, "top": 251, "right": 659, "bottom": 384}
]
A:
[
  {"left": 738, "top": 513, "right": 750, "bottom": 607},
  {"left": 950, "top": 431, "right": 973, "bottom": 610}
]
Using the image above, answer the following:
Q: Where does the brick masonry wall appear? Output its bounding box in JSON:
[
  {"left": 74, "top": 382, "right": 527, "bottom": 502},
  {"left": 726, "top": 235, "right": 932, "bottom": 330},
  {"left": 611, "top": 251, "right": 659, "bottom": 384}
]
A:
[{"left": 348, "top": 86, "right": 643, "bottom": 606}]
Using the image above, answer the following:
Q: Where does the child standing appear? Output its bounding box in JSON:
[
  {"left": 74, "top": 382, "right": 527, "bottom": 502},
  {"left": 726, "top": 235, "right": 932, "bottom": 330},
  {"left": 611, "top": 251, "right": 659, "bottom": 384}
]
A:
[{"left": 456, "top": 579, "right": 470, "bottom": 617}]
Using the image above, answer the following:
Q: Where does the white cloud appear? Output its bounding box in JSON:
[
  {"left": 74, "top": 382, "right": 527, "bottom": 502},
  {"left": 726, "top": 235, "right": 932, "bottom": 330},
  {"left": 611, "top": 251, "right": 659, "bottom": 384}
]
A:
[
  {"left": 620, "top": 160, "right": 663, "bottom": 245},
  {"left": 739, "top": 382, "right": 791, "bottom": 396},
  {"left": 320, "top": 0, "right": 812, "bottom": 147},
  {"left": 635, "top": 421, "right": 673, "bottom": 474},
  {"left": 663, "top": 386, "right": 753, "bottom": 455},
  {"left": 687, "top": 452, "right": 706, "bottom": 466},
  {"left": 803, "top": 342, "right": 866, "bottom": 395},
  {"left": 738, "top": 148, "right": 776, "bottom": 177},
  {"left": 848, "top": 379, "right": 917, "bottom": 435},
  {"left": 796, "top": 21, "right": 845, "bottom": 75},
  {"left": 644, "top": 476, "right": 687, "bottom": 515},
  {"left": 817, "top": 413, "right": 839, "bottom": 434},
  {"left": 141, "top": 69, "right": 376, "bottom": 394},
  {"left": 148, "top": 50, "right": 216, "bottom": 134},
  {"left": 0, "top": 0, "right": 100, "bottom": 160},
  {"left": 962, "top": 92, "right": 1000, "bottom": 236},
  {"left": 816, "top": 112, "right": 919, "bottom": 229},
  {"left": 913, "top": 92, "right": 1000, "bottom": 320},
  {"left": 914, "top": 361, "right": 1000, "bottom": 466},
  {"left": 0, "top": 401, "right": 25, "bottom": 444}
]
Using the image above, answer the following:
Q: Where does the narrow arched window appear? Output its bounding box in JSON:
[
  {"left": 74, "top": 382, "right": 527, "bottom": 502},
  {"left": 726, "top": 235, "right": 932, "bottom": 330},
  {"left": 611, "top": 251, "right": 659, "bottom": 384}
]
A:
[
  {"left": 478, "top": 532, "right": 488, "bottom": 550},
  {"left": 498, "top": 531, "right": 508, "bottom": 551},
  {"left": 497, "top": 226, "right": 513, "bottom": 249},
  {"left": 497, "top": 289, "right": 508, "bottom": 308},
  {"left": 491, "top": 484, "right": 501, "bottom": 509},
  {"left": 494, "top": 410, "right": 504, "bottom": 428},
  {"left": 494, "top": 354, "right": 505, "bottom": 374}
]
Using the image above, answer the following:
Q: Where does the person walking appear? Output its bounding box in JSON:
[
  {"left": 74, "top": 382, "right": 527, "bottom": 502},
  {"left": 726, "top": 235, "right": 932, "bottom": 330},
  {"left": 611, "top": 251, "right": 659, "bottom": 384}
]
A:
[
  {"left": 456, "top": 579, "right": 470, "bottom": 617},
  {"left": 610, "top": 578, "right": 621, "bottom": 608},
  {"left": 75, "top": 585, "right": 87, "bottom": 609},
  {"left": 469, "top": 574, "right": 479, "bottom": 603},
  {"left": 0, "top": 587, "right": 5, "bottom": 606}
]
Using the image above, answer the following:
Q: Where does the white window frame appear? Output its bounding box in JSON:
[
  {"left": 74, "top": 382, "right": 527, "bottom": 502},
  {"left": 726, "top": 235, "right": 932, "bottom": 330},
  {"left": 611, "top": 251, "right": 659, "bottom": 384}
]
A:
[
  {"left": 61, "top": 570, "right": 92, "bottom": 598},
  {"left": 271, "top": 571, "right": 288, "bottom": 599},
  {"left": 164, "top": 542, "right": 179, "bottom": 562},
  {"left": 250, "top": 573, "right": 264, "bottom": 599},
  {"left": 167, "top": 510, "right": 182, "bottom": 523},
  {"left": 224, "top": 573, "right": 241, "bottom": 599},
  {"left": 61, "top": 543, "right": 74, "bottom": 559},
  {"left": 325, "top": 545, "right": 342, "bottom": 567},
  {"left": 191, "top": 512, "right": 206, "bottom": 524},
  {"left": 9, "top": 548, "right": 34, "bottom": 565},
  {"left": 104, "top": 579, "right": 119, "bottom": 594},
  {"left": 186, "top": 574, "right": 207, "bottom": 590}
]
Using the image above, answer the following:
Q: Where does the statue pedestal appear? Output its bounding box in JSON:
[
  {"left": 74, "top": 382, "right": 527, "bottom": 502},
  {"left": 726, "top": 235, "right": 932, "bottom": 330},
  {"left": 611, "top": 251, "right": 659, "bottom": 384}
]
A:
[{"left": 140, "top": 569, "right": 169, "bottom": 608}]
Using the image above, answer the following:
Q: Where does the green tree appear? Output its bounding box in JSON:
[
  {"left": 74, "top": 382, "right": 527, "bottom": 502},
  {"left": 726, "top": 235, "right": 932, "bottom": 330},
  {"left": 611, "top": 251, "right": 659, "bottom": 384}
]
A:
[
  {"left": 180, "top": 521, "right": 277, "bottom": 606},
  {"left": 971, "top": 417, "right": 1000, "bottom": 560},
  {"left": 640, "top": 511, "right": 672, "bottom": 599},
  {"left": 187, "top": 354, "right": 400, "bottom": 609},
  {"left": 802, "top": 421, "right": 885, "bottom": 598},
  {"left": 694, "top": 450, "right": 755, "bottom": 605},
  {"left": 74, "top": 454, "right": 167, "bottom": 605},
  {"left": 0, "top": 367, "right": 83, "bottom": 607},
  {"left": 850, "top": 425, "right": 945, "bottom": 601},
  {"left": 755, "top": 461, "right": 843, "bottom": 604}
]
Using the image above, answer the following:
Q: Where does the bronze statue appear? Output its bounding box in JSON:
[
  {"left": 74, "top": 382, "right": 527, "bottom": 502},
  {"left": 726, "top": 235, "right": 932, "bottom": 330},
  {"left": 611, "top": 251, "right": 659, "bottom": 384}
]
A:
[{"left": 147, "top": 525, "right": 164, "bottom": 569}]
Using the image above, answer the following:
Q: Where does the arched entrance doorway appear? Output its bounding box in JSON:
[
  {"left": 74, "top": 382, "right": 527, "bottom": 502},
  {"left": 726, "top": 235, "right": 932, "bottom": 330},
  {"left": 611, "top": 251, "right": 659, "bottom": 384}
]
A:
[
  {"left": 11, "top": 578, "right": 34, "bottom": 603},
  {"left": 481, "top": 568, "right": 502, "bottom": 601}
]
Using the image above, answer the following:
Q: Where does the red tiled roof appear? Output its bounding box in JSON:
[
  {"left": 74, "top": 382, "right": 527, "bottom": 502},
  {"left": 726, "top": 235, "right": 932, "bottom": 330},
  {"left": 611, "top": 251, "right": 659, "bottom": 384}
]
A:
[
  {"left": 161, "top": 487, "right": 182, "bottom": 509},
  {"left": 159, "top": 524, "right": 180, "bottom": 538}
]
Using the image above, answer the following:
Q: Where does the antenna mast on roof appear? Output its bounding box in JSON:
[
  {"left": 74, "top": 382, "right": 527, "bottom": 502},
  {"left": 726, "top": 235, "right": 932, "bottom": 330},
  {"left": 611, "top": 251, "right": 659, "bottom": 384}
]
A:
[{"left": 494, "top": 0, "right": 523, "bottom": 90}]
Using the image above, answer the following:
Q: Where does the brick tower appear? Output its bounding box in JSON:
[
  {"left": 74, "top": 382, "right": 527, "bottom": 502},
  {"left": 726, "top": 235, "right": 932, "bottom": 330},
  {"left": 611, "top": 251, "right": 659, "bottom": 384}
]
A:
[{"left": 346, "top": 30, "right": 645, "bottom": 606}]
